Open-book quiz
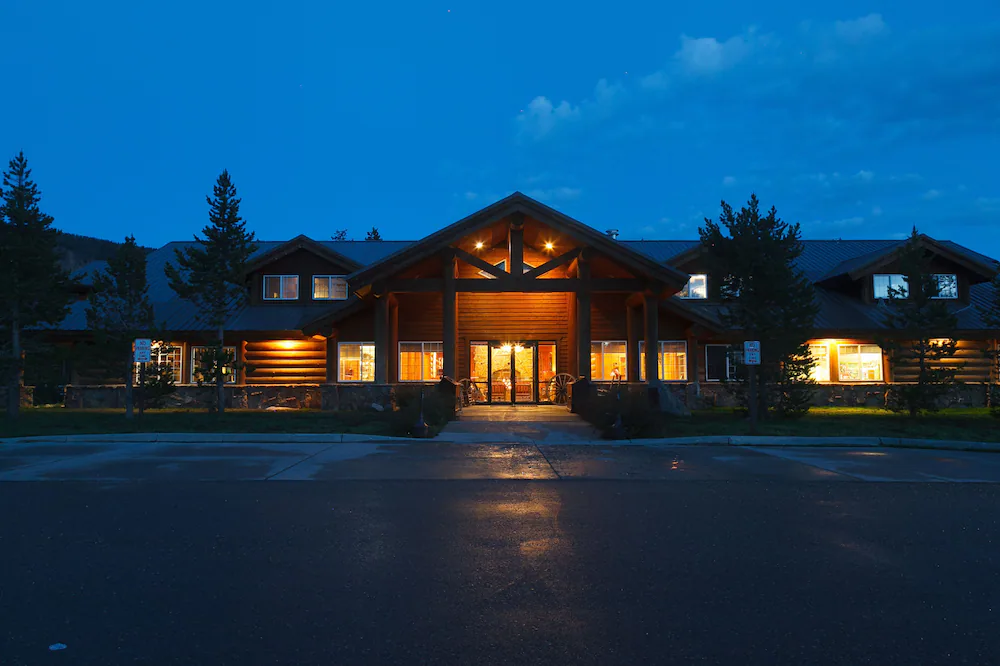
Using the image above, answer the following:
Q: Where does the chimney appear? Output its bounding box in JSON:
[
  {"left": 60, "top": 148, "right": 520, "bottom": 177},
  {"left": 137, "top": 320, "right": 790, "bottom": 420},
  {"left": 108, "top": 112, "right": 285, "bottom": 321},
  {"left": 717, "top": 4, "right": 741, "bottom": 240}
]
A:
[{"left": 605, "top": 229, "right": 619, "bottom": 240}]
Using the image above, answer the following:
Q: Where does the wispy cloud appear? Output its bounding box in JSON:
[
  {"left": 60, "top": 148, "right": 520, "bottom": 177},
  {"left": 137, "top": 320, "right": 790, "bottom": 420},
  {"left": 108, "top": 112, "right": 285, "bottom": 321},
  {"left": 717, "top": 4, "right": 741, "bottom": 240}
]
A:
[
  {"left": 922, "top": 189, "right": 942, "bottom": 200},
  {"left": 834, "top": 13, "right": 886, "bottom": 42}
]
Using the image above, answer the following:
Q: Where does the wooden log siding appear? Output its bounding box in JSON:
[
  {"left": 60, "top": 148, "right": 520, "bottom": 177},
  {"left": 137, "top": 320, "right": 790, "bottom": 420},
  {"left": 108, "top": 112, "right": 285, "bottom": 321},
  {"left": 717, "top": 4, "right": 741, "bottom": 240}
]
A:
[
  {"left": 244, "top": 339, "right": 326, "bottom": 384},
  {"left": 892, "top": 339, "right": 995, "bottom": 383},
  {"left": 456, "top": 292, "right": 571, "bottom": 379}
]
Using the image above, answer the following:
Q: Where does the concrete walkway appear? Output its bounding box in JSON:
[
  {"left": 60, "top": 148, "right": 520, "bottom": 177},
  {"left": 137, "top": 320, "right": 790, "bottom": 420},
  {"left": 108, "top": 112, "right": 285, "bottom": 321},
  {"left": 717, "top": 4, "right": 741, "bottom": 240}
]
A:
[{"left": 440, "top": 404, "right": 600, "bottom": 443}]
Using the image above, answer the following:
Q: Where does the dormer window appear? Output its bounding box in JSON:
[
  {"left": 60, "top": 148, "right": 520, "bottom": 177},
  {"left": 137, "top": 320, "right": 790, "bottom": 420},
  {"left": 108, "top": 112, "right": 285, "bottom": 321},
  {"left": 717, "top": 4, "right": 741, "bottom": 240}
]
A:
[
  {"left": 678, "top": 274, "right": 708, "bottom": 299},
  {"left": 932, "top": 274, "right": 958, "bottom": 299},
  {"left": 873, "top": 274, "right": 907, "bottom": 299},
  {"left": 313, "top": 275, "right": 348, "bottom": 300},
  {"left": 263, "top": 275, "right": 299, "bottom": 300}
]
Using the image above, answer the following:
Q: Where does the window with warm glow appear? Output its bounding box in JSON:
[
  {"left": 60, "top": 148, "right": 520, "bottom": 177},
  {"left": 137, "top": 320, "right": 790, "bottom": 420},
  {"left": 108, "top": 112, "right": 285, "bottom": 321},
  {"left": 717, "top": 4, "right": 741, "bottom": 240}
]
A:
[
  {"left": 639, "top": 341, "right": 688, "bottom": 381},
  {"left": 873, "top": 274, "right": 907, "bottom": 299},
  {"left": 190, "top": 346, "right": 237, "bottom": 384},
  {"left": 838, "top": 344, "right": 883, "bottom": 382},
  {"left": 399, "top": 342, "right": 444, "bottom": 382},
  {"left": 590, "top": 341, "right": 627, "bottom": 381},
  {"left": 339, "top": 343, "right": 375, "bottom": 382},
  {"left": 135, "top": 342, "right": 182, "bottom": 383},
  {"left": 313, "top": 275, "right": 348, "bottom": 300},
  {"left": 263, "top": 275, "right": 299, "bottom": 300},
  {"left": 932, "top": 274, "right": 958, "bottom": 299},
  {"left": 808, "top": 344, "right": 831, "bottom": 382},
  {"left": 678, "top": 274, "right": 708, "bottom": 299}
]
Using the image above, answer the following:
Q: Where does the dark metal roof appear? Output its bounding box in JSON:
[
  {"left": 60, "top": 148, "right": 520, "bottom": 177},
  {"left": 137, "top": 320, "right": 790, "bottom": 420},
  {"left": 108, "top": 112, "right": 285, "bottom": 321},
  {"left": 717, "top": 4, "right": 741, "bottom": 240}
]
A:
[{"left": 56, "top": 230, "right": 999, "bottom": 335}]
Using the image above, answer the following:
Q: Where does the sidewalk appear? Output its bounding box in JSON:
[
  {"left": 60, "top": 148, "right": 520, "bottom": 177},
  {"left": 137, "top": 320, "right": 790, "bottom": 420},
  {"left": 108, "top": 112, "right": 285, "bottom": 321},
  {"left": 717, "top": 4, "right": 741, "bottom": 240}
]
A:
[{"left": 2, "top": 432, "right": 999, "bottom": 452}]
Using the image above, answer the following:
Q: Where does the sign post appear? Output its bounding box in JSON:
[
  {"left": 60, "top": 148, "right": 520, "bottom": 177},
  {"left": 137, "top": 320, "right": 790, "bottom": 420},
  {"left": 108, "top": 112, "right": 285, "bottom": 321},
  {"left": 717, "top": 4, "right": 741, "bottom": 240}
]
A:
[
  {"left": 134, "top": 339, "right": 152, "bottom": 418},
  {"left": 744, "top": 341, "right": 761, "bottom": 434}
]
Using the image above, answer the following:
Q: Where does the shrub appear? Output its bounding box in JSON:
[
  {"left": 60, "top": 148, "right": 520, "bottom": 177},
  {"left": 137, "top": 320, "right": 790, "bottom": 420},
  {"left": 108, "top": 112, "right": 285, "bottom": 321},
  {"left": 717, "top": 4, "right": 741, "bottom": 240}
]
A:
[
  {"left": 577, "top": 387, "right": 682, "bottom": 439},
  {"left": 392, "top": 384, "right": 455, "bottom": 436}
]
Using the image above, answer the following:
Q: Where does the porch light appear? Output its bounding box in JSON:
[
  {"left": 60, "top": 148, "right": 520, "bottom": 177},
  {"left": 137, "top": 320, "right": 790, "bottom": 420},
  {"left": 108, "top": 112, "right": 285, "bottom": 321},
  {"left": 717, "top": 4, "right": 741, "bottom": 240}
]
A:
[
  {"left": 475, "top": 241, "right": 484, "bottom": 250},
  {"left": 278, "top": 340, "right": 298, "bottom": 350},
  {"left": 500, "top": 344, "right": 512, "bottom": 353},
  {"left": 514, "top": 344, "right": 524, "bottom": 352},
  {"left": 544, "top": 241, "right": 554, "bottom": 251}
]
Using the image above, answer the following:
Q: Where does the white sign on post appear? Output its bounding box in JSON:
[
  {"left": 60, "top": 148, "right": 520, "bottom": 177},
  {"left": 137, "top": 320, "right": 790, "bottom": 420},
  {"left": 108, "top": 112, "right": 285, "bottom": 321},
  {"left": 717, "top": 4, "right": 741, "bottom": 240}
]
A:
[
  {"left": 744, "top": 340, "right": 761, "bottom": 366},
  {"left": 134, "top": 338, "right": 152, "bottom": 364}
]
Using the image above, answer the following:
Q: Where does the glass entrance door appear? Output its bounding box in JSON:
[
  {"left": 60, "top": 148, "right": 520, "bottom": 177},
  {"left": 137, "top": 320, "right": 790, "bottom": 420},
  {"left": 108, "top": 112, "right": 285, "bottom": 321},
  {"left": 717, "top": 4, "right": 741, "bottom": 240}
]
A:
[
  {"left": 490, "top": 344, "right": 513, "bottom": 403},
  {"left": 470, "top": 341, "right": 555, "bottom": 404},
  {"left": 513, "top": 344, "right": 534, "bottom": 403}
]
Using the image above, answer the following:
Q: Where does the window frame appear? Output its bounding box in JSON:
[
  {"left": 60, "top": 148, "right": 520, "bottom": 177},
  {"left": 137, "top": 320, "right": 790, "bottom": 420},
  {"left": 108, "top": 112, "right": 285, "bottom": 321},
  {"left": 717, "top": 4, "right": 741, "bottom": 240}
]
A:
[
  {"left": 837, "top": 343, "right": 884, "bottom": 383},
  {"left": 135, "top": 341, "right": 183, "bottom": 384},
  {"left": 189, "top": 345, "right": 238, "bottom": 385},
  {"left": 338, "top": 342, "right": 376, "bottom": 383},
  {"left": 705, "top": 344, "right": 743, "bottom": 382},
  {"left": 638, "top": 340, "right": 689, "bottom": 382},
  {"left": 873, "top": 273, "right": 907, "bottom": 300},
  {"left": 478, "top": 260, "right": 534, "bottom": 279},
  {"left": 931, "top": 273, "right": 958, "bottom": 300},
  {"left": 398, "top": 341, "right": 445, "bottom": 382},
  {"left": 312, "top": 274, "right": 349, "bottom": 301},
  {"left": 678, "top": 274, "right": 708, "bottom": 300},
  {"left": 590, "top": 340, "right": 627, "bottom": 382},
  {"left": 263, "top": 274, "right": 300, "bottom": 301}
]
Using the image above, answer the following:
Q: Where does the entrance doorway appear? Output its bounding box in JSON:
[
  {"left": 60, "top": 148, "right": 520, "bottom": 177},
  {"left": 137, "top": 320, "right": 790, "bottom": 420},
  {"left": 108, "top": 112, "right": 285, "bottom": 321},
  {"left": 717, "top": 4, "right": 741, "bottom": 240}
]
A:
[{"left": 469, "top": 341, "right": 557, "bottom": 404}]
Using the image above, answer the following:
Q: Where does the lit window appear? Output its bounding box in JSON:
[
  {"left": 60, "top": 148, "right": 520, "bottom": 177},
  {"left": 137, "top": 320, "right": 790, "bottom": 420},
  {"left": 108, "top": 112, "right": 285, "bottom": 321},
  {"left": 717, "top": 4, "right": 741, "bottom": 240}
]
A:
[
  {"left": 399, "top": 342, "right": 444, "bottom": 382},
  {"left": 678, "top": 274, "right": 708, "bottom": 299},
  {"left": 190, "top": 346, "right": 237, "bottom": 384},
  {"left": 135, "top": 342, "right": 182, "bottom": 383},
  {"left": 705, "top": 345, "right": 744, "bottom": 381},
  {"left": 932, "top": 274, "right": 958, "bottom": 299},
  {"left": 639, "top": 341, "right": 688, "bottom": 381},
  {"left": 873, "top": 274, "right": 907, "bottom": 299},
  {"left": 263, "top": 275, "right": 299, "bottom": 300},
  {"left": 838, "top": 344, "right": 883, "bottom": 382},
  {"left": 590, "top": 341, "right": 627, "bottom": 381},
  {"left": 478, "top": 260, "right": 534, "bottom": 279},
  {"left": 313, "top": 275, "right": 348, "bottom": 300},
  {"left": 339, "top": 343, "right": 375, "bottom": 382},
  {"left": 808, "top": 344, "right": 830, "bottom": 382}
]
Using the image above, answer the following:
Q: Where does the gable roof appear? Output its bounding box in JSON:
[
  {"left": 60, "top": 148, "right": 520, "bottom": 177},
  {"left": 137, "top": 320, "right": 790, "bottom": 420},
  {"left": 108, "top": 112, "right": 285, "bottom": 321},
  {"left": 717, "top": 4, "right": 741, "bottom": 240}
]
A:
[
  {"left": 818, "top": 234, "right": 999, "bottom": 282},
  {"left": 348, "top": 192, "right": 690, "bottom": 289},
  {"left": 245, "top": 234, "right": 365, "bottom": 273}
]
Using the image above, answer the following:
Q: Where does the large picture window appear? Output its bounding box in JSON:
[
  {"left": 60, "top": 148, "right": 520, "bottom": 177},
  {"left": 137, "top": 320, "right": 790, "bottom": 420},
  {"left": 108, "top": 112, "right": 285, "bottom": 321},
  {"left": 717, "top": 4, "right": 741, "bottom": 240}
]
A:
[
  {"left": 873, "top": 274, "right": 907, "bottom": 299},
  {"left": 808, "top": 343, "right": 831, "bottom": 382},
  {"left": 190, "top": 346, "right": 237, "bottom": 384},
  {"left": 705, "top": 345, "right": 744, "bottom": 381},
  {"left": 135, "top": 342, "right": 182, "bottom": 383},
  {"left": 339, "top": 343, "right": 375, "bottom": 382},
  {"left": 590, "top": 341, "right": 627, "bottom": 381},
  {"left": 639, "top": 341, "right": 688, "bottom": 381},
  {"left": 263, "top": 275, "right": 299, "bottom": 300},
  {"left": 399, "top": 342, "right": 444, "bottom": 382},
  {"left": 838, "top": 344, "right": 883, "bottom": 382},
  {"left": 678, "top": 274, "right": 708, "bottom": 299},
  {"left": 313, "top": 275, "right": 348, "bottom": 300}
]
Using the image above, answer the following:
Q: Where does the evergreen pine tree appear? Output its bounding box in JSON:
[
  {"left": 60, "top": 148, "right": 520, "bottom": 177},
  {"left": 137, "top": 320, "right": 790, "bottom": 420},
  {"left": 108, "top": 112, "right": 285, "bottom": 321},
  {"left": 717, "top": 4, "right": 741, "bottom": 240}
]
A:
[
  {"left": 165, "top": 171, "right": 256, "bottom": 413},
  {"left": 85, "top": 235, "right": 160, "bottom": 418},
  {"left": 880, "top": 228, "right": 961, "bottom": 416},
  {"left": 0, "top": 152, "right": 73, "bottom": 418},
  {"left": 331, "top": 229, "right": 348, "bottom": 241},
  {"left": 365, "top": 227, "right": 382, "bottom": 241},
  {"left": 976, "top": 262, "right": 1000, "bottom": 415},
  {"left": 699, "top": 194, "right": 819, "bottom": 422}
]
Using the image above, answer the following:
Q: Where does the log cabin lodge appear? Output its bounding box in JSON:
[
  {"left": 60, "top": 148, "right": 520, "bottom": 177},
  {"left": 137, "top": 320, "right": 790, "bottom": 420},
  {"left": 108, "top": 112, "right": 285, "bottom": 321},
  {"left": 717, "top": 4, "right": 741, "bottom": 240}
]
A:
[{"left": 59, "top": 192, "right": 999, "bottom": 408}]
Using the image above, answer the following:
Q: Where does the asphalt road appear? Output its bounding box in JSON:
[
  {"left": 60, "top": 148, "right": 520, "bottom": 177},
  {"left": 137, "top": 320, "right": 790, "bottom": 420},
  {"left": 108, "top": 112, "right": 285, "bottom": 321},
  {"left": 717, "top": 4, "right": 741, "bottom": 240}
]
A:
[{"left": 2, "top": 479, "right": 999, "bottom": 665}]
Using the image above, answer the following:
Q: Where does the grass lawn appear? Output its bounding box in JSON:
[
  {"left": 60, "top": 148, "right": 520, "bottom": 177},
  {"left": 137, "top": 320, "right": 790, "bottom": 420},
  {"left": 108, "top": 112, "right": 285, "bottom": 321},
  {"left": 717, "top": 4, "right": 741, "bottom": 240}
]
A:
[
  {"left": 0, "top": 408, "right": 421, "bottom": 439},
  {"left": 651, "top": 407, "right": 1000, "bottom": 442}
]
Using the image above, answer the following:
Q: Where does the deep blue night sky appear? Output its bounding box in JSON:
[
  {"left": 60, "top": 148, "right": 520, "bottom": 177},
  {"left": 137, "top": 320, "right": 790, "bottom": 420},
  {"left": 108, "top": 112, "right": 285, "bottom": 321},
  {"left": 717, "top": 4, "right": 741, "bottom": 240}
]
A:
[{"left": 3, "top": 1, "right": 998, "bottom": 256}]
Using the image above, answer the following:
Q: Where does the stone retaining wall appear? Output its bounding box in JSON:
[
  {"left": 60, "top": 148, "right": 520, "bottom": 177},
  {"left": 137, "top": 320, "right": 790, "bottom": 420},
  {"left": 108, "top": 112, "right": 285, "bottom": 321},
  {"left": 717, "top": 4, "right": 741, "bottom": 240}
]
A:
[{"left": 0, "top": 386, "right": 34, "bottom": 409}]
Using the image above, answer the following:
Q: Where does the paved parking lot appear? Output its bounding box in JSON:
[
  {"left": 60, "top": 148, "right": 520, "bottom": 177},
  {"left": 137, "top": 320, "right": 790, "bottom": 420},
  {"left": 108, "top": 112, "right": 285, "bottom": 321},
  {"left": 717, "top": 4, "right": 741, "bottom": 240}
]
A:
[{"left": 3, "top": 438, "right": 1000, "bottom": 482}]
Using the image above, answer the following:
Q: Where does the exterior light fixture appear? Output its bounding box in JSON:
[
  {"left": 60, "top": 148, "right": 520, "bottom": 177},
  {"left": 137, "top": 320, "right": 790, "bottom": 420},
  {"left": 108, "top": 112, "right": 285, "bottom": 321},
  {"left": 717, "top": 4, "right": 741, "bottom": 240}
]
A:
[
  {"left": 279, "top": 340, "right": 298, "bottom": 350},
  {"left": 544, "top": 241, "right": 554, "bottom": 251},
  {"left": 500, "top": 344, "right": 512, "bottom": 353},
  {"left": 514, "top": 344, "right": 524, "bottom": 353},
  {"left": 475, "top": 241, "right": 484, "bottom": 250}
]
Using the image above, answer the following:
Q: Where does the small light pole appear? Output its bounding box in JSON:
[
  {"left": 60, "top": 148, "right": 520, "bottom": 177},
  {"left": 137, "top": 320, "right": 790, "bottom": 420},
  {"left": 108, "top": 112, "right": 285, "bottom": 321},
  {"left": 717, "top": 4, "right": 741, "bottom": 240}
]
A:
[{"left": 412, "top": 386, "right": 429, "bottom": 438}]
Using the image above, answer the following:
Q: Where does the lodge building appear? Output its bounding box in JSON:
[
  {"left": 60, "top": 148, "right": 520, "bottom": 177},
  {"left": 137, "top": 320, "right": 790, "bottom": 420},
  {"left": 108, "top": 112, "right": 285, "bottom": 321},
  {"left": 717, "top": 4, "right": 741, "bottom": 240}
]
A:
[{"left": 60, "top": 193, "right": 999, "bottom": 407}]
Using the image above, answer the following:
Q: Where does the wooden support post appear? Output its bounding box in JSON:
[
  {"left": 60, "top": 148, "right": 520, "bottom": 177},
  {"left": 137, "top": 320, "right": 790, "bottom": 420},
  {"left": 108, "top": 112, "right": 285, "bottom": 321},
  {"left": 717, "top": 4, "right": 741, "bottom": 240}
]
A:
[
  {"left": 644, "top": 292, "right": 660, "bottom": 391},
  {"left": 626, "top": 303, "right": 641, "bottom": 382},
  {"left": 374, "top": 291, "right": 389, "bottom": 384},
  {"left": 325, "top": 333, "right": 337, "bottom": 383},
  {"left": 576, "top": 255, "right": 591, "bottom": 378},
  {"left": 237, "top": 340, "right": 247, "bottom": 386},
  {"left": 508, "top": 213, "right": 524, "bottom": 275},
  {"left": 443, "top": 252, "right": 457, "bottom": 378},
  {"left": 389, "top": 297, "right": 399, "bottom": 383}
]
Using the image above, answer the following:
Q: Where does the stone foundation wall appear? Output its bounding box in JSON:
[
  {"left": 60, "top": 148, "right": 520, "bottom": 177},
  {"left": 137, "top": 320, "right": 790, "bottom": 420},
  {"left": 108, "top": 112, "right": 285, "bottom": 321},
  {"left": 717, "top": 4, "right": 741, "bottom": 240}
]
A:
[{"left": 0, "top": 386, "right": 34, "bottom": 409}]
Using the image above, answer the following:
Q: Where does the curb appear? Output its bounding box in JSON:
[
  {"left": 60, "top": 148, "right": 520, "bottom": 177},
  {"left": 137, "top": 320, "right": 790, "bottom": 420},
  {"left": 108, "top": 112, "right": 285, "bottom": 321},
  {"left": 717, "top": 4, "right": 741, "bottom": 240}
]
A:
[{"left": 0, "top": 433, "right": 432, "bottom": 446}]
